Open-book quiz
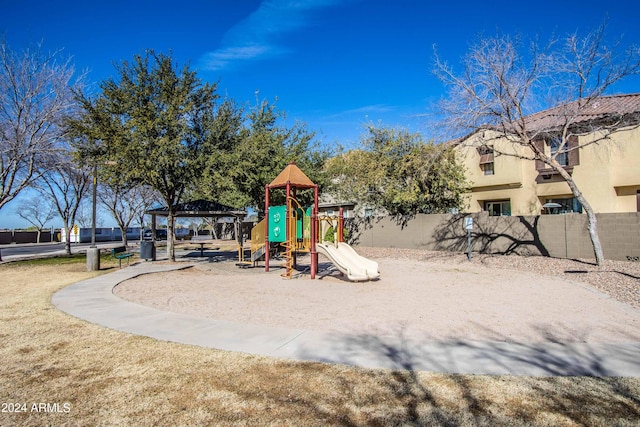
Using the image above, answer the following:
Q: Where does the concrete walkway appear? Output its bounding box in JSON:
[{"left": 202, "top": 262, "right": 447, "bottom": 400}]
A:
[{"left": 52, "top": 262, "right": 640, "bottom": 377}]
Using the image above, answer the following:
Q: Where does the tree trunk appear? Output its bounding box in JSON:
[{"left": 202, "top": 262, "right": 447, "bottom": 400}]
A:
[
  {"left": 556, "top": 167, "right": 605, "bottom": 265},
  {"left": 121, "top": 229, "right": 128, "bottom": 248},
  {"left": 116, "top": 221, "right": 129, "bottom": 248},
  {"left": 139, "top": 216, "right": 145, "bottom": 241},
  {"left": 63, "top": 225, "right": 72, "bottom": 255},
  {"left": 210, "top": 220, "right": 219, "bottom": 239},
  {"left": 584, "top": 206, "right": 604, "bottom": 265},
  {"left": 167, "top": 212, "right": 176, "bottom": 261}
]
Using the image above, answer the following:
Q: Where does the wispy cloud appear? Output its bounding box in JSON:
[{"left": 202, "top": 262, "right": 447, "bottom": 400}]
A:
[
  {"left": 200, "top": 0, "right": 343, "bottom": 71},
  {"left": 324, "top": 104, "right": 396, "bottom": 119},
  {"left": 341, "top": 104, "right": 396, "bottom": 114}
]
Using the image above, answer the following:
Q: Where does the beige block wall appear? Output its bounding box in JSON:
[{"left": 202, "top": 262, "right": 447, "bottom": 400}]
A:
[{"left": 347, "top": 212, "right": 640, "bottom": 261}]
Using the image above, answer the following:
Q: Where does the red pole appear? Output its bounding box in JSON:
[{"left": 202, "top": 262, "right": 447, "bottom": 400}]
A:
[
  {"left": 310, "top": 184, "right": 319, "bottom": 279},
  {"left": 292, "top": 186, "right": 297, "bottom": 270},
  {"left": 285, "top": 182, "right": 291, "bottom": 276},
  {"left": 264, "top": 184, "right": 270, "bottom": 272},
  {"left": 338, "top": 207, "right": 344, "bottom": 243}
]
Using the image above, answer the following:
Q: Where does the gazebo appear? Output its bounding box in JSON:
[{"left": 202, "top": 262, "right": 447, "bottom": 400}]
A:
[{"left": 146, "top": 200, "right": 247, "bottom": 242}]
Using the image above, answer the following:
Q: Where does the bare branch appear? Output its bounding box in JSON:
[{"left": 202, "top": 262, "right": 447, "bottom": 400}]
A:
[
  {"left": 37, "top": 157, "right": 91, "bottom": 254},
  {"left": 433, "top": 23, "right": 640, "bottom": 265},
  {"left": 0, "top": 39, "right": 84, "bottom": 211}
]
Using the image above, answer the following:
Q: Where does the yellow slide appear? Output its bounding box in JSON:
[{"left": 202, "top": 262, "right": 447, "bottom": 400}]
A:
[{"left": 316, "top": 242, "right": 380, "bottom": 281}]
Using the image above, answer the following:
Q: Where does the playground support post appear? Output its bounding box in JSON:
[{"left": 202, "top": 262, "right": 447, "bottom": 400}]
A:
[
  {"left": 291, "top": 186, "right": 297, "bottom": 270},
  {"left": 310, "top": 185, "right": 319, "bottom": 279},
  {"left": 264, "top": 183, "right": 270, "bottom": 272},
  {"left": 338, "top": 208, "right": 344, "bottom": 243},
  {"left": 285, "top": 182, "right": 291, "bottom": 277}
]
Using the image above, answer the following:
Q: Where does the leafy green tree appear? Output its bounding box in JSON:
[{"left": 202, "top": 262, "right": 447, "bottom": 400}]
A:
[
  {"left": 70, "top": 51, "right": 219, "bottom": 260},
  {"left": 200, "top": 99, "right": 329, "bottom": 210},
  {"left": 326, "top": 125, "right": 468, "bottom": 225}
]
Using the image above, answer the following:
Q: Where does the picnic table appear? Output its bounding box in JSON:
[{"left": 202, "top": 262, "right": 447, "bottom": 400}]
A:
[{"left": 189, "top": 236, "right": 218, "bottom": 257}]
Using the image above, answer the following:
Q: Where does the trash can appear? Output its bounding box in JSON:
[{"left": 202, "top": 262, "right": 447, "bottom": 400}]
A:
[{"left": 140, "top": 241, "right": 156, "bottom": 261}]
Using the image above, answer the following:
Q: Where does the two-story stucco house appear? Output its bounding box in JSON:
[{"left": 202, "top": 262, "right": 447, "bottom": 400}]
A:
[{"left": 456, "top": 93, "right": 640, "bottom": 216}]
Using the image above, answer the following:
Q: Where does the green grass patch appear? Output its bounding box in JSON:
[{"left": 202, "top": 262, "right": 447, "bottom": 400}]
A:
[
  {"left": 9, "top": 253, "right": 88, "bottom": 266},
  {"left": 6, "top": 250, "right": 131, "bottom": 268}
]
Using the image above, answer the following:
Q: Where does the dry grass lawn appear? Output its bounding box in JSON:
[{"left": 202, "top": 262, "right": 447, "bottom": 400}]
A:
[{"left": 1, "top": 255, "right": 639, "bottom": 426}]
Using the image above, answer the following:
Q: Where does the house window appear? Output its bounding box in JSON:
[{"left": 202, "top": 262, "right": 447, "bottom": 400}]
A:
[
  {"left": 637, "top": 190, "right": 640, "bottom": 212},
  {"left": 484, "top": 200, "right": 511, "bottom": 216},
  {"left": 364, "top": 208, "right": 374, "bottom": 218},
  {"left": 481, "top": 162, "right": 494, "bottom": 176},
  {"left": 550, "top": 137, "right": 568, "bottom": 166},
  {"left": 545, "top": 197, "right": 583, "bottom": 214},
  {"left": 478, "top": 145, "right": 495, "bottom": 175},
  {"left": 536, "top": 136, "right": 579, "bottom": 174}
]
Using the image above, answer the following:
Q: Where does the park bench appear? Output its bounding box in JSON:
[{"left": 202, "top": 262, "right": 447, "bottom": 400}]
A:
[{"left": 111, "top": 246, "right": 133, "bottom": 268}]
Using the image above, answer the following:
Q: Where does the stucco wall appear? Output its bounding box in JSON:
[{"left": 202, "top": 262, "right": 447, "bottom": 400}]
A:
[
  {"left": 347, "top": 212, "right": 640, "bottom": 261},
  {"left": 457, "top": 126, "right": 640, "bottom": 215}
]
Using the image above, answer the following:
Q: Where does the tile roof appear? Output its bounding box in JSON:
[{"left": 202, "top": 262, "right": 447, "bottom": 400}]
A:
[
  {"left": 452, "top": 93, "right": 640, "bottom": 145},
  {"left": 524, "top": 93, "right": 640, "bottom": 132}
]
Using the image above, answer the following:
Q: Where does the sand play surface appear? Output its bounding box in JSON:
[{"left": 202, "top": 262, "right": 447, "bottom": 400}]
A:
[{"left": 114, "top": 252, "right": 640, "bottom": 344}]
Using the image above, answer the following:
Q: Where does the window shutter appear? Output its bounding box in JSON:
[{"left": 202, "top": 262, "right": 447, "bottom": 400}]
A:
[
  {"left": 568, "top": 135, "right": 580, "bottom": 167},
  {"left": 534, "top": 139, "right": 545, "bottom": 170},
  {"left": 479, "top": 153, "right": 494, "bottom": 164}
]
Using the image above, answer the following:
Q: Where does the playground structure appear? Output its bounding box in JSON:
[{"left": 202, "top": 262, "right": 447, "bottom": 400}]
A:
[{"left": 246, "top": 163, "right": 379, "bottom": 281}]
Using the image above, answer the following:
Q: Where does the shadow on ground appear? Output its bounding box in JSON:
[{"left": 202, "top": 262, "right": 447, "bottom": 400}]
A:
[{"left": 289, "top": 325, "right": 640, "bottom": 425}]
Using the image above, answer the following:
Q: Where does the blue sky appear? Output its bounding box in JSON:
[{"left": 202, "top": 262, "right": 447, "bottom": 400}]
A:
[{"left": 1, "top": 0, "right": 638, "bottom": 228}]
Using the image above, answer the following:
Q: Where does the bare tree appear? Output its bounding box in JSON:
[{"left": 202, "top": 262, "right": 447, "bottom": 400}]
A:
[
  {"left": 98, "top": 183, "right": 160, "bottom": 247},
  {"left": 202, "top": 217, "right": 219, "bottom": 239},
  {"left": 74, "top": 200, "right": 97, "bottom": 229},
  {"left": 0, "top": 40, "right": 81, "bottom": 211},
  {"left": 186, "top": 218, "right": 205, "bottom": 238},
  {"left": 434, "top": 23, "right": 640, "bottom": 265},
  {"left": 14, "top": 196, "right": 56, "bottom": 242},
  {"left": 39, "top": 159, "right": 91, "bottom": 255}
]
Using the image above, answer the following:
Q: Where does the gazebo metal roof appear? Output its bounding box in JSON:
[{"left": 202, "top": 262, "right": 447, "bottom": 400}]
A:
[{"left": 146, "top": 200, "right": 247, "bottom": 218}]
